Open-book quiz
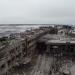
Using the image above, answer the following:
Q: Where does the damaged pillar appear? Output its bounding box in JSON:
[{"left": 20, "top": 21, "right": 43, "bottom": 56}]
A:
[{"left": 46, "top": 44, "right": 50, "bottom": 55}]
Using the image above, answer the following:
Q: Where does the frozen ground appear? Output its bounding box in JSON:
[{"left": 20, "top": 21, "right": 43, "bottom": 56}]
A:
[
  {"left": 71, "top": 64, "right": 75, "bottom": 75},
  {"left": 0, "top": 25, "right": 41, "bottom": 37},
  {"left": 12, "top": 54, "right": 53, "bottom": 75},
  {"left": 11, "top": 54, "right": 75, "bottom": 75},
  {"left": 30, "top": 54, "right": 53, "bottom": 75}
]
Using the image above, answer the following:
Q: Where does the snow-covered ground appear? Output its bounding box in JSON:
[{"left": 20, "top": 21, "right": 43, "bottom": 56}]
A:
[
  {"left": 30, "top": 54, "right": 53, "bottom": 75},
  {"left": 11, "top": 54, "right": 53, "bottom": 75},
  {"left": 0, "top": 25, "right": 41, "bottom": 37},
  {"left": 71, "top": 64, "right": 75, "bottom": 75}
]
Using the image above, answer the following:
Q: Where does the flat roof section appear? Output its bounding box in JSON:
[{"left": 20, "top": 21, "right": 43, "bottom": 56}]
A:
[{"left": 39, "top": 34, "right": 75, "bottom": 45}]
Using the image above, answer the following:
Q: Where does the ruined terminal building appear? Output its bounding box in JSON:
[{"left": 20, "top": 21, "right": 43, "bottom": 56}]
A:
[
  {"left": 38, "top": 34, "right": 75, "bottom": 59},
  {"left": 38, "top": 25, "right": 75, "bottom": 60},
  {"left": 0, "top": 26, "right": 57, "bottom": 75},
  {"left": 1, "top": 25, "right": 75, "bottom": 75}
]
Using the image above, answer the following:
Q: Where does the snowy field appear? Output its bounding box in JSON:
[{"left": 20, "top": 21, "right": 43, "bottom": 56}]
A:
[{"left": 0, "top": 25, "right": 41, "bottom": 37}]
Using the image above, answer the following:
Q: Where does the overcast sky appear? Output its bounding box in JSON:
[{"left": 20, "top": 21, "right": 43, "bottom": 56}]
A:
[{"left": 0, "top": 0, "right": 75, "bottom": 24}]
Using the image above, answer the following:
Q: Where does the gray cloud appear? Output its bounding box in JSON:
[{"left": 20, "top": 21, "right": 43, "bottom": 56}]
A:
[{"left": 0, "top": 0, "right": 75, "bottom": 24}]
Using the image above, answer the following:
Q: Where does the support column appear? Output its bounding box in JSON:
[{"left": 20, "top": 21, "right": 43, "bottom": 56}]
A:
[
  {"left": 46, "top": 44, "right": 50, "bottom": 54},
  {"left": 74, "top": 45, "right": 75, "bottom": 53}
]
